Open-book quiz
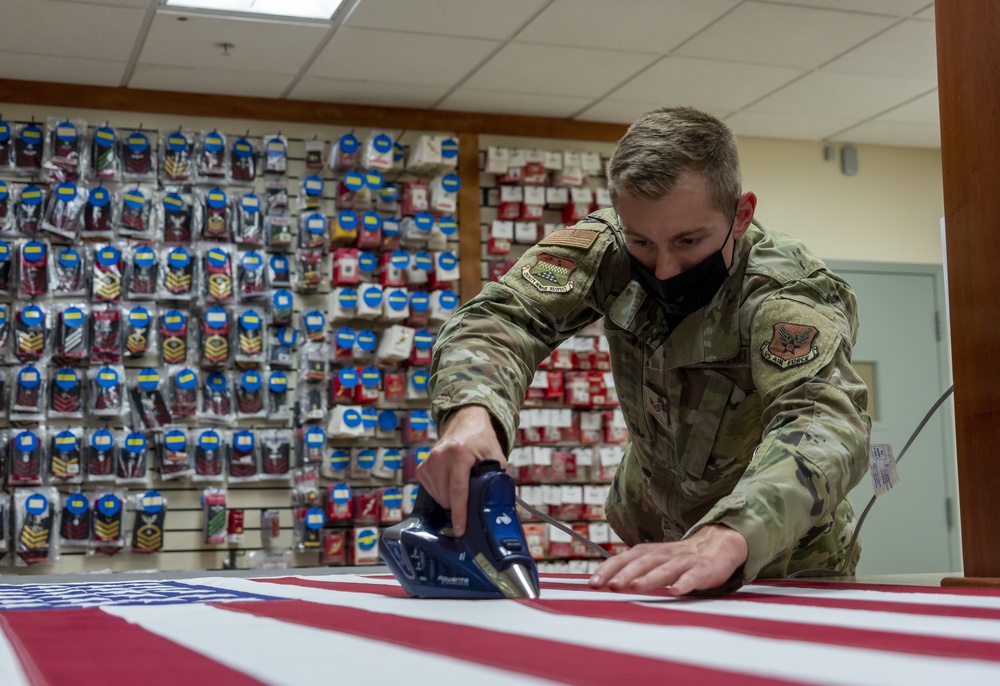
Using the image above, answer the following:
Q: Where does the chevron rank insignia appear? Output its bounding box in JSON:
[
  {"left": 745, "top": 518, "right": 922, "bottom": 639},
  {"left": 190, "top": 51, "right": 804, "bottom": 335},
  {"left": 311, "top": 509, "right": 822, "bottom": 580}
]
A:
[
  {"left": 761, "top": 322, "right": 820, "bottom": 370},
  {"left": 522, "top": 252, "right": 576, "bottom": 293},
  {"left": 539, "top": 228, "right": 598, "bottom": 250}
]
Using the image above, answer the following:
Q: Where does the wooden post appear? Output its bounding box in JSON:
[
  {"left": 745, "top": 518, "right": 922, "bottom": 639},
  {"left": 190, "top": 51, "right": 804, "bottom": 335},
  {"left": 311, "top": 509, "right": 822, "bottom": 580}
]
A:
[
  {"left": 457, "top": 132, "right": 481, "bottom": 304},
  {"left": 936, "top": 1, "right": 1000, "bottom": 587}
]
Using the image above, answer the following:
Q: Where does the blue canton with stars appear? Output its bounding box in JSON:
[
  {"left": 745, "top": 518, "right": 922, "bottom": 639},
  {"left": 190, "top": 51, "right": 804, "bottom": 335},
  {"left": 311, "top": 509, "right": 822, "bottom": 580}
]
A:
[{"left": 0, "top": 581, "right": 280, "bottom": 611}]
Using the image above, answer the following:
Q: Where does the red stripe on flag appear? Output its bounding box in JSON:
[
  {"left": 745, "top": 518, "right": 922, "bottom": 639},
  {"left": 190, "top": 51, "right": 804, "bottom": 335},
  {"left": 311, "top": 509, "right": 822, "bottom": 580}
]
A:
[
  {"left": 253, "top": 576, "right": 409, "bottom": 597},
  {"left": 0, "top": 608, "right": 265, "bottom": 686},
  {"left": 215, "top": 598, "right": 809, "bottom": 686},
  {"left": 523, "top": 599, "right": 1000, "bottom": 663},
  {"left": 755, "top": 580, "right": 1000, "bottom": 597}
]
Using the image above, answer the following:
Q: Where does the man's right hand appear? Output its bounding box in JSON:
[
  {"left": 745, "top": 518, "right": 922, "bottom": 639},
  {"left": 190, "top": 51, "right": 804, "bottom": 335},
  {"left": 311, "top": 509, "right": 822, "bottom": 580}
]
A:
[{"left": 417, "top": 406, "right": 506, "bottom": 536}]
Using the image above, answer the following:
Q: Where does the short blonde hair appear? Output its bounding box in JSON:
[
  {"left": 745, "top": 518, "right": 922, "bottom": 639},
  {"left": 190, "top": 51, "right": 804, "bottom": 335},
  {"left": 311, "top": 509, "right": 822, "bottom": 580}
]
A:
[{"left": 607, "top": 107, "right": 742, "bottom": 218}]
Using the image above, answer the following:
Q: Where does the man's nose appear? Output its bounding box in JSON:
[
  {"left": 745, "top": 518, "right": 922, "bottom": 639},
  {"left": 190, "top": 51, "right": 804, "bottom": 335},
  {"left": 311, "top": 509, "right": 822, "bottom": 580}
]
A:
[{"left": 654, "top": 251, "right": 682, "bottom": 280}]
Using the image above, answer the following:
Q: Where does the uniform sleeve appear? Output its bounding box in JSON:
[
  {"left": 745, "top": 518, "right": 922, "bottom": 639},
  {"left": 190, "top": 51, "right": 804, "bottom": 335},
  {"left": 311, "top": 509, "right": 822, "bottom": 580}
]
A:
[
  {"left": 687, "top": 289, "right": 872, "bottom": 581},
  {"left": 430, "top": 229, "right": 617, "bottom": 454}
]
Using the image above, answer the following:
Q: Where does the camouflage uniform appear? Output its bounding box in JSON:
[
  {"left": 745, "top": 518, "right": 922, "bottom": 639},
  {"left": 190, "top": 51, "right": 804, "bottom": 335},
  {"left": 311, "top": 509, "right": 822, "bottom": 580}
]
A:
[{"left": 430, "top": 208, "right": 871, "bottom": 584}]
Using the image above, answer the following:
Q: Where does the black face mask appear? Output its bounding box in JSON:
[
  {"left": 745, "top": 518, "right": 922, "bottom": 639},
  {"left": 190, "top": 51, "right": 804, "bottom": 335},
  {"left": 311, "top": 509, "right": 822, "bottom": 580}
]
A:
[{"left": 628, "top": 220, "right": 736, "bottom": 317}]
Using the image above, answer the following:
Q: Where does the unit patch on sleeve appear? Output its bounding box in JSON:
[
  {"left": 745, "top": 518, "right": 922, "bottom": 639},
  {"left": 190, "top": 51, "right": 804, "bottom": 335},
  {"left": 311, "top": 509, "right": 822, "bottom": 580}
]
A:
[
  {"left": 539, "top": 228, "right": 599, "bottom": 250},
  {"left": 522, "top": 252, "right": 576, "bottom": 293},
  {"left": 761, "top": 322, "right": 820, "bottom": 369}
]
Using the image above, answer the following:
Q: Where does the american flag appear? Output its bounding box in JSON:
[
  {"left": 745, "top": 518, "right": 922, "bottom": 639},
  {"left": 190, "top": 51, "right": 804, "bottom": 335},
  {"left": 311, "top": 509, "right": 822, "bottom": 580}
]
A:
[{"left": 1, "top": 573, "right": 999, "bottom": 685}]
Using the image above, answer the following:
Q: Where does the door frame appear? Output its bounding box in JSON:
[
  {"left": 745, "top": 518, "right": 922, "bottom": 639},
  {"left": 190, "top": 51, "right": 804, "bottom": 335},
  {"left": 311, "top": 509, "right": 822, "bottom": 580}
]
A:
[{"left": 825, "top": 259, "right": 960, "bottom": 573}]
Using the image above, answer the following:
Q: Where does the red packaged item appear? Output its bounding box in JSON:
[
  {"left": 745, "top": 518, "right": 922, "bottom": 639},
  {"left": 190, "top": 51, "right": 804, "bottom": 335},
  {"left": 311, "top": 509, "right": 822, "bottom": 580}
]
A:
[
  {"left": 332, "top": 247, "right": 359, "bottom": 286},
  {"left": 352, "top": 490, "right": 379, "bottom": 525},
  {"left": 320, "top": 530, "right": 347, "bottom": 566},
  {"left": 410, "top": 329, "right": 434, "bottom": 367},
  {"left": 92, "top": 244, "right": 123, "bottom": 302},
  {"left": 160, "top": 310, "right": 188, "bottom": 365},
  {"left": 382, "top": 372, "right": 405, "bottom": 402},
  {"left": 326, "top": 483, "right": 353, "bottom": 521},
  {"left": 18, "top": 240, "right": 48, "bottom": 297},
  {"left": 570, "top": 523, "right": 592, "bottom": 559},
  {"left": 353, "top": 366, "right": 381, "bottom": 404},
  {"left": 90, "top": 307, "right": 122, "bottom": 364},
  {"left": 401, "top": 180, "right": 429, "bottom": 216},
  {"left": 378, "top": 487, "right": 403, "bottom": 524},
  {"left": 329, "top": 367, "right": 359, "bottom": 405},
  {"left": 348, "top": 526, "right": 380, "bottom": 565}
]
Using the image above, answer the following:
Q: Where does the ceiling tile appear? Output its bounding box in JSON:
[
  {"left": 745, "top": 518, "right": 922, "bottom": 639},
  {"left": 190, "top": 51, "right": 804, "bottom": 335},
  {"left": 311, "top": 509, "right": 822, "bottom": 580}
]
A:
[
  {"left": 875, "top": 90, "right": 939, "bottom": 125},
  {"left": 746, "top": 71, "right": 937, "bottom": 119},
  {"left": 289, "top": 78, "right": 449, "bottom": 108},
  {"left": 577, "top": 98, "right": 731, "bottom": 124},
  {"left": 823, "top": 20, "right": 936, "bottom": 80},
  {"left": 138, "top": 13, "right": 328, "bottom": 75},
  {"left": 828, "top": 121, "right": 941, "bottom": 147},
  {"left": 0, "top": 0, "right": 147, "bottom": 62},
  {"left": 436, "top": 88, "right": 593, "bottom": 118},
  {"left": 344, "top": 0, "right": 549, "bottom": 39},
  {"left": 725, "top": 112, "right": 859, "bottom": 140},
  {"left": 609, "top": 56, "right": 802, "bottom": 112},
  {"left": 129, "top": 64, "right": 293, "bottom": 97},
  {"left": 758, "top": 0, "right": 931, "bottom": 16},
  {"left": 464, "top": 43, "right": 657, "bottom": 98},
  {"left": 0, "top": 52, "right": 126, "bottom": 86},
  {"left": 675, "top": 2, "right": 895, "bottom": 69},
  {"left": 306, "top": 27, "right": 499, "bottom": 86},
  {"left": 514, "top": 0, "right": 737, "bottom": 53}
]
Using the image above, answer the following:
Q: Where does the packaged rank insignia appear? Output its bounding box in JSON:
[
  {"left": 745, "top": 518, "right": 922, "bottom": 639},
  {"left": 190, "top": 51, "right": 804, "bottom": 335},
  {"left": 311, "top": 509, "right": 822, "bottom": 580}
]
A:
[
  {"left": 167, "top": 366, "right": 198, "bottom": 420},
  {"left": 235, "top": 192, "right": 264, "bottom": 245},
  {"left": 201, "top": 244, "right": 234, "bottom": 302},
  {"left": 117, "top": 185, "right": 154, "bottom": 239},
  {"left": 237, "top": 249, "right": 267, "bottom": 300},
  {"left": 356, "top": 211, "right": 381, "bottom": 249},
  {"left": 199, "top": 187, "right": 233, "bottom": 242},
  {"left": 194, "top": 429, "right": 226, "bottom": 482},
  {"left": 50, "top": 246, "right": 86, "bottom": 296},
  {"left": 263, "top": 180, "right": 289, "bottom": 215},
  {"left": 268, "top": 325, "right": 298, "bottom": 370},
  {"left": 236, "top": 369, "right": 265, "bottom": 419},
  {"left": 92, "top": 243, "right": 124, "bottom": 302},
  {"left": 203, "top": 487, "right": 227, "bottom": 544},
  {"left": 200, "top": 371, "right": 233, "bottom": 425},
  {"left": 262, "top": 134, "right": 287, "bottom": 175},
  {"left": 15, "top": 488, "right": 60, "bottom": 566},
  {"left": 14, "top": 122, "right": 44, "bottom": 175},
  {"left": 60, "top": 491, "right": 91, "bottom": 548},
  {"left": 90, "top": 365, "right": 127, "bottom": 417},
  {"left": 364, "top": 130, "right": 395, "bottom": 171},
  {"left": 86, "top": 428, "right": 118, "bottom": 482},
  {"left": 49, "top": 366, "right": 84, "bottom": 419},
  {"left": 90, "top": 124, "right": 120, "bottom": 180},
  {"left": 11, "top": 365, "right": 43, "bottom": 420},
  {"left": 260, "top": 429, "right": 292, "bottom": 480},
  {"left": 160, "top": 128, "right": 194, "bottom": 183},
  {"left": 230, "top": 429, "right": 259, "bottom": 482},
  {"left": 270, "top": 288, "right": 294, "bottom": 325},
  {"left": 0, "top": 240, "right": 12, "bottom": 294},
  {"left": 49, "top": 427, "right": 84, "bottom": 484},
  {"left": 200, "top": 306, "right": 231, "bottom": 368},
  {"left": 160, "top": 309, "right": 189, "bottom": 365},
  {"left": 375, "top": 184, "right": 400, "bottom": 214},
  {"left": 0, "top": 180, "right": 13, "bottom": 234},
  {"left": 299, "top": 426, "right": 327, "bottom": 466},
  {"left": 122, "top": 129, "right": 157, "bottom": 181},
  {"left": 328, "top": 132, "right": 360, "bottom": 171},
  {"left": 196, "top": 130, "right": 228, "bottom": 181},
  {"left": 0, "top": 492, "right": 7, "bottom": 561},
  {"left": 55, "top": 303, "right": 89, "bottom": 361},
  {"left": 299, "top": 174, "right": 325, "bottom": 211},
  {"left": 124, "top": 305, "right": 157, "bottom": 358},
  {"left": 235, "top": 307, "right": 265, "bottom": 364},
  {"left": 267, "top": 369, "right": 291, "bottom": 420},
  {"left": 293, "top": 248, "right": 324, "bottom": 293},
  {"left": 304, "top": 138, "right": 325, "bottom": 170},
  {"left": 132, "top": 491, "right": 167, "bottom": 553},
  {"left": 264, "top": 215, "right": 292, "bottom": 250},
  {"left": 158, "top": 191, "right": 195, "bottom": 244},
  {"left": 42, "top": 180, "right": 87, "bottom": 240},
  {"left": 44, "top": 117, "right": 87, "bottom": 181},
  {"left": 159, "top": 428, "right": 192, "bottom": 481},
  {"left": 18, "top": 239, "right": 48, "bottom": 298},
  {"left": 297, "top": 378, "right": 327, "bottom": 423},
  {"left": 14, "top": 303, "right": 48, "bottom": 362},
  {"left": 129, "top": 368, "right": 171, "bottom": 431},
  {"left": 82, "top": 185, "right": 115, "bottom": 238},
  {"left": 126, "top": 244, "right": 159, "bottom": 299},
  {"left": 117, "top": 432, "right": 148, "bottom": 484},
  {"left": 159, "top": 246, "right": 195, "bottom": 300},
  {"left": 15, "top": 183, "right": 46, "bottom": 236},
  {"left": 230, "top": 136, "right": 259, "bottom": 184},
  {"left": 91, "top": 490, "right": 126, "bottom": 554},
  {"left": 268, "top": 252, "right": 290, "bottom": 287},
  {"left": 0, "top": 368, "right": 7, "bottom": 414},
  {"left": 300, "top": 341, "right": 329, "bottom": 385},
  {"left": 0, "top": 119, "right": 12, "bottom": 171},
  {"left": 299, "top": 212, "right": 329, "bottom": 250},
  {"left": 90, "top": 304, "right": 122, "bottom": 364},
  {"left": 10, "top": 428, "right": 46, "bottom": 486}
]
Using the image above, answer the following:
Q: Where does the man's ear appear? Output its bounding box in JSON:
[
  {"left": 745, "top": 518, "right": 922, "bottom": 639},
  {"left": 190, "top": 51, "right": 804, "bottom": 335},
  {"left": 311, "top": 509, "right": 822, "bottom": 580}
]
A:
[{"left": 734, "top": 191, "right": 757, "bottom": 240}]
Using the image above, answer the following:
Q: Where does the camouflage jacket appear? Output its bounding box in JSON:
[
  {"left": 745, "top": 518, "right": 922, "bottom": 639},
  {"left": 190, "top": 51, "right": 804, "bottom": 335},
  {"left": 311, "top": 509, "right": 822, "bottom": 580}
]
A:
[{"left": 430, "top": 208, "right": 872, "bottom": 583}]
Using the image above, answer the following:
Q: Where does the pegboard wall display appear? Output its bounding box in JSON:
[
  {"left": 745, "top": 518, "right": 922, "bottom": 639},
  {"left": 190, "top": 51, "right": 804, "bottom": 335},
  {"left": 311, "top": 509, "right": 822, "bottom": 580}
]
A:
[{"left": 0, "top": 112, "right": 463, "bottom": 574}]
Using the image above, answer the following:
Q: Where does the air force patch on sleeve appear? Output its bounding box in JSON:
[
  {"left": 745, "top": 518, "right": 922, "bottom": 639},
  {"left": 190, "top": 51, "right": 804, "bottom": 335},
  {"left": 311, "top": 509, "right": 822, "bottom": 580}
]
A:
[
  {"left": 522, "top": 252, "right": 576, "bottom": 293},
  {"left": 761, "top": 322, "right": 820, "bottom": 369}
]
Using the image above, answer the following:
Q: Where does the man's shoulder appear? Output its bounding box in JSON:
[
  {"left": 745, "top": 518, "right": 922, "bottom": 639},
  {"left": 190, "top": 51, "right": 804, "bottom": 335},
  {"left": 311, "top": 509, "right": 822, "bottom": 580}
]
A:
[{"left": 744, "top": 223, "right": 830, "bottom": 285}]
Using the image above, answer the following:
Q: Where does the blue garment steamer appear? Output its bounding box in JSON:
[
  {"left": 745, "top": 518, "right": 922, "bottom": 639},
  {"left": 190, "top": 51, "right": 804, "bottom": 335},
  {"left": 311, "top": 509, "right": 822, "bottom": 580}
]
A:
[{"left": 379, "top": 459, "right": 541, "bottom": 599}]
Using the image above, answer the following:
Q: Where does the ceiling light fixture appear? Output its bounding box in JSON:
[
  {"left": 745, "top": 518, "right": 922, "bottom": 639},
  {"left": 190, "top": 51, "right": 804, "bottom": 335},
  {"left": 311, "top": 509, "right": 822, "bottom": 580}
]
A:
[{"left": 164, "top": 0, "right": 345, "bottom": 21}]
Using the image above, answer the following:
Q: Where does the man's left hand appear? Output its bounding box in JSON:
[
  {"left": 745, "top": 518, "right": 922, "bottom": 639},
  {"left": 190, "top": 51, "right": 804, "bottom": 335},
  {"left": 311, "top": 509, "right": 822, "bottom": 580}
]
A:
[{"left": 589, "top": 525, "right": 749, "bottom": 595}]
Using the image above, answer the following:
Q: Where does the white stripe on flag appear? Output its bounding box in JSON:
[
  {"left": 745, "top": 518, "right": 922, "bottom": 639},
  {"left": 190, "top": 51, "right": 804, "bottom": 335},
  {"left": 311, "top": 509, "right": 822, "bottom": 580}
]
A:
[
  {"left": 102, "top": 603, "right": 558, "bottom": 686},
  {"left": 0, "top": 623, "right": 31, "bottom": 686},
  {"left": 204, "top": 576, "right": 1000, "bottom": 686},
  {"left": 750, "top": 584, "right": 1000, "bottom": 610}
]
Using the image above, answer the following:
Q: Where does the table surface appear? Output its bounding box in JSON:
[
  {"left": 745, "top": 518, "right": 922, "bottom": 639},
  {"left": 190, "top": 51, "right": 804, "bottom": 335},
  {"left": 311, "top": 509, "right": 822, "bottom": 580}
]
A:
[{"left": 0, "top": 569, "right": 997, "bottom": 686}]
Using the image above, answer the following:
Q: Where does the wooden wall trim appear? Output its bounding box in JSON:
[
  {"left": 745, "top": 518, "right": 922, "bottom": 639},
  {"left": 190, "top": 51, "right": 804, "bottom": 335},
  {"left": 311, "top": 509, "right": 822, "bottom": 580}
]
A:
[
  {"left": 935, "top": 0, "right": 1000, "bottom": 578},
  {"left": 0, "top": 78, "right": 628, "bottom": 143},
  {"left": 457, "top": 133, "right": 481, "bottom": 304}
]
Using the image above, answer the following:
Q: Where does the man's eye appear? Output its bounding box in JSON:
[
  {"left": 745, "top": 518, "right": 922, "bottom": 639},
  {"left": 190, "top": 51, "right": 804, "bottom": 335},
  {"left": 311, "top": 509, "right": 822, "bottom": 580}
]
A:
[
  {"left": 678, "top": 237, "right": 700, "bottom": 247},
  {"left": 627, "top": 238, "right": 650, "bottom": 247}
]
